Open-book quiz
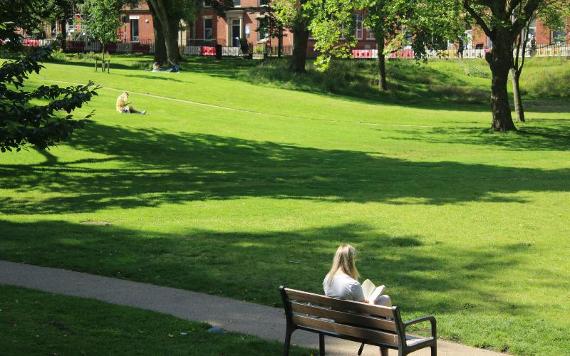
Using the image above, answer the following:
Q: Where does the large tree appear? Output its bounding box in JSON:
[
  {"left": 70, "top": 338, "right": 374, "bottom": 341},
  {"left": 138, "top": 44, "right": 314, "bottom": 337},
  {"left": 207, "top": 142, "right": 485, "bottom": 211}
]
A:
[
  {"left": 44, "top": 0, "right": 82, "bottom": 51},
  {"left": 147, "top": 1, "right": 167, "bottom": 65},
  {"left": 273, "top": 0, "right": 311, "bottom": 72},
  {"left": 308, "top": 0, "right": 461, "bottom": 89},
  {"left": 146, "top": 0, "right": 205, "bottom": 66},
  {"left": 510, "top": 0, "right": 570, "bottom": 122},
  {"left": 305, "top": 0, "right": 356, "bottom": 70},
  {"left": 146, "top": 0, "right": 181, "bottom": 66},
  {"left": 462, "top": 0, "right": 546, "bottom": 131}
]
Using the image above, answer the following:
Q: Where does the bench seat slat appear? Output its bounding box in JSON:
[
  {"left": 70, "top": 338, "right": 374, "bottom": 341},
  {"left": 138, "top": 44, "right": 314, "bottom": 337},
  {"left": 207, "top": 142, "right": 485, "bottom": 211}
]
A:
[
  {"left": 292, "top": 315, "right": 400, "bottom": 346},
  {"left": 286, "top": 288, "right": 395, "bottom": 318},
  {"left": 291, "top": 302, "right": 398, "bottom": 332}
]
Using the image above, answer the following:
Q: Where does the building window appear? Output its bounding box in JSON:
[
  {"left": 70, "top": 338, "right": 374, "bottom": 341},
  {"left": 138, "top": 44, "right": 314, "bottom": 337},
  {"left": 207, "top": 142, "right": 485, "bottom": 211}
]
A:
[
  {"left": 203, "top": 0, "right": 211, "bottom": 7},
  {"left": 257, "top": 18, "right": 269, "bottom": 41},
  {"left": 230, "top": 18, "right": 241, "bottom": 46},
  {"left": 233, "top": 0, "right": 241, "bottom": 6},
  {"left": 130, "top": 19, "right": 139, "bottom": 42},
  {"left": 259, "top": 0, "right": 269, "bottom": 5},
  {"left": 366, "top": 28, "right": 375, "bottom": 40},
  {"left": 355, "top": 14, "right": 363, "bottom": 40},
  {"left": 552, "top": 29, "right": 566, "bottom": 44},
  {"left": 204, "top": 18, "right": 213, "bottom": 40}
]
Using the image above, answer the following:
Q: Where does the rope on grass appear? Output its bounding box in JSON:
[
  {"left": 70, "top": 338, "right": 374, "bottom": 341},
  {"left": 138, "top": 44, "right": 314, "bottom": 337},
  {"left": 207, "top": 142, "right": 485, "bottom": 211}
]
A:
[{"left": 43, "top": 79, "right": 437, "bottom": 130}]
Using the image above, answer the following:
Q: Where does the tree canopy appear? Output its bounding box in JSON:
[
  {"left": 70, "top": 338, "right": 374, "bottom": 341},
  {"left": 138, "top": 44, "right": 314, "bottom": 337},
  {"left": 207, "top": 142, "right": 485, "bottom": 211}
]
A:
[
  {"left": 0, "top": 47, "right": 98, "bottom": 152},
  {"left": 82, "top": 0, "right": 124, "bottom": 57}
]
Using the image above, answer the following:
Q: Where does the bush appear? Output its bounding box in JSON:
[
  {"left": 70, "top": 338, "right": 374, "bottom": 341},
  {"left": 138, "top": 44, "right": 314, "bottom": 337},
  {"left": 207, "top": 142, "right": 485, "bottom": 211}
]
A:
[{"left": 522, "top": 59, "right": 570, "bottom": 98}]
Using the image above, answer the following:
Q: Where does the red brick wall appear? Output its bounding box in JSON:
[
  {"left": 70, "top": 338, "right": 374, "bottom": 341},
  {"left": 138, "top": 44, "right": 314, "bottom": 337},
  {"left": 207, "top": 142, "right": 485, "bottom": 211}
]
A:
[
  {"left": 118, "top": 3, "right": 154, "bottom": 43},
  {"left": 535, "top": 19, "right": 551, "bottom": 45},
  {"left": 470, "top": 17, "right": 570, "bottom": 48}
]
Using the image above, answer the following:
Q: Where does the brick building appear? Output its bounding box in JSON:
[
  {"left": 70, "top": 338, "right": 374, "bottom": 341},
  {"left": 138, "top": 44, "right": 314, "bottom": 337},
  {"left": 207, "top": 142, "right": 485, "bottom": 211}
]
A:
[
  {"left": 187, "top": 0, "right": 293, "bottom": 50},
  {"left": 118, "top": 2, "right": 155, "bottom": 44},
  {"left": 468, "top": 18, "right": 570, "bottom": 49},
  {"left": 36, "top": 1, "right": 570, "bottom": 55},
  {"left": 116, "top": 2, "right": 381, "bottom": 52}
]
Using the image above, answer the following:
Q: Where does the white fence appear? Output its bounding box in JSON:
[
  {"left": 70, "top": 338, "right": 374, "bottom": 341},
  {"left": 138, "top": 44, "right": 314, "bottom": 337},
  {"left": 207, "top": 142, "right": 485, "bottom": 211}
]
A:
[
  {"left": 534, "top": 44, "right": 570, "bottom": 57},
  {"left": 182, "top": 45, "right": 201, "bottom": 56},
  {"left": 181, "top": 45, "right": 242, "bottom": 57},
  {"left": 352, "top": 45, "right": 570, "bottom": 60}
]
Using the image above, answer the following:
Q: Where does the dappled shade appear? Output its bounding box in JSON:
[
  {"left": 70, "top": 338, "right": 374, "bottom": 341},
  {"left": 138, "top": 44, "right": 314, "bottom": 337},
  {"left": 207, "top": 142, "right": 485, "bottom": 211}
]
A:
[{"left": 1, "top": 123, "right": 570, "bottom": 215}]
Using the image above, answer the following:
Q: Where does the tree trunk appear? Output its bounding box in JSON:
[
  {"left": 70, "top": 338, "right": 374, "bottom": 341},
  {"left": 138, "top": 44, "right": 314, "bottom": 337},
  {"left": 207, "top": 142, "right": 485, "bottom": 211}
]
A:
[
  {"left": 377, "top": 31, "right": 387, "bottom": 91},
  {"left": 167, "top": 18, "right": 181, "bottom": 62},
  {"left": 148, "top": 1, "right": 167, "bottom": 64},
  {"left": 290, "top": 20, "right": 309, "bottom": 73},
  {"left": 486, "top": 33, "right": 516, "bottom": 132},
  {"left": 58, "top": 18, "right": 67, "bottom": 51},
  {"left": 510, "top": 68, "right": 525, "bottom": 122},
  {"left": 373, "top": 25, "right": 387, "bottom": 91},
  {"left": 278, "top": 26, "right": 283, "bottom": 59},
  {"left": 148, "top": 0, "right": 179, "bottom": 66},
  {"left": 378, "top": 52, "right": 387, "bottom": 91}
]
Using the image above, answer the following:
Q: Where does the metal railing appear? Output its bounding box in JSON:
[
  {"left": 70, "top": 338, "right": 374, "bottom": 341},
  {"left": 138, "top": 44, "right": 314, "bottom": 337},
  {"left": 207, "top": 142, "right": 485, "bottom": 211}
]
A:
[{"left": 20, "top": 38, "right": 570, "bottom": 60}]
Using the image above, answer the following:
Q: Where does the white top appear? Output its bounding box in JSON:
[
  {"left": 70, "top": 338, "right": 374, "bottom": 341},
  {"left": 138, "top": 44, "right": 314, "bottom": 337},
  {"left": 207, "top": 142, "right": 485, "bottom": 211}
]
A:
[{"left": 323, "top": 272, "right": 365, "bottom": 302}]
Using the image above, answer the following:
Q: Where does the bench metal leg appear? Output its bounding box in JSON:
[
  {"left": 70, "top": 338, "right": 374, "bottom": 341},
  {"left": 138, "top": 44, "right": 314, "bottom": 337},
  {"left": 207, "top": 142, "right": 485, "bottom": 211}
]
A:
[
  {"left": 283, "top": 327, "right": 293, "bottom": 356},
  {"left": 431, "top": 344, "right": 437, "bottom": 356},
  {"left": 319, "top": 333, "right": 325, "bottom": 356}
]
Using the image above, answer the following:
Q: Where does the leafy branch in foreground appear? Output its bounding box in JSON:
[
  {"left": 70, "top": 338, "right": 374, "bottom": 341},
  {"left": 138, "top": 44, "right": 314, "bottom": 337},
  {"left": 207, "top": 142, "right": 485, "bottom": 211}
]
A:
[{"left": 0, "top": 47, "right": 99, "bottom": 152}]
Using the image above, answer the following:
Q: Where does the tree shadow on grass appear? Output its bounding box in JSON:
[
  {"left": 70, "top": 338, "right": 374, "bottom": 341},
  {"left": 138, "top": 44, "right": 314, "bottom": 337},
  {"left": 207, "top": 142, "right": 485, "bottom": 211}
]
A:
[
  {"left": 121, "top": 73, "right": 186, "bottom": 83},
  {"left": 47, "top": 59, "right": 150, "bottom": 72},
  {"left": 382, "top": 120, "right": 570, "bottom": 151},
  {"left": 180, "top": 58, "right": 493, "bottom": 112},
  {"left": 1, "top": 123, "right": 569, "bottom": 214},
  {"left": 0, "top": 219, "right": 535, "bottom": 318}
]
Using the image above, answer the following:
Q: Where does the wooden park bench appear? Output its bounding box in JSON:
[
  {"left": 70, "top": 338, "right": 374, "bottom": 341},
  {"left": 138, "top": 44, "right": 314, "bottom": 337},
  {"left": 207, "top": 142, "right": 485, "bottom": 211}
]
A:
[{"left": 280, "top": 287, "right": 437, "bottom": 356}]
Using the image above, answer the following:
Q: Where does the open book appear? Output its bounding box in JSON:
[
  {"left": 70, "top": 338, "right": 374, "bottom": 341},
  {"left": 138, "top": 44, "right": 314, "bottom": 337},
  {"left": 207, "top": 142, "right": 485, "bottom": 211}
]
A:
[{"left": 361, "top": 279, "right": 386, "bottom": 305}]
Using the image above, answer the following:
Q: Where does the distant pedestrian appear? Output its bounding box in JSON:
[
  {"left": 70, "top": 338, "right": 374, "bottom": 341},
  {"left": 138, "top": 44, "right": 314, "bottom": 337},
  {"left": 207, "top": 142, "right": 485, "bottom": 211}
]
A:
[
  {"left": 116, "top": 92, "right": 146, "bottom": 115},
  {"left": 152, "top": 62, "right": 162, "bottom": 72},
  {"left": 457, "top": 38, "right": 464, "bottom": 59}
]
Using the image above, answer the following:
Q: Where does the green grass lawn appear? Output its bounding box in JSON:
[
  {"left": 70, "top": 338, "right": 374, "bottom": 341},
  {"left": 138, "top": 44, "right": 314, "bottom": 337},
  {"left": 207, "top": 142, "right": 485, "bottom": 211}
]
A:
[
  {"left": 0, "top": 285, "right": 310, "bottom": 355},
  {"left": 1, "top": 55, "right": 569, "bottom": 355}
]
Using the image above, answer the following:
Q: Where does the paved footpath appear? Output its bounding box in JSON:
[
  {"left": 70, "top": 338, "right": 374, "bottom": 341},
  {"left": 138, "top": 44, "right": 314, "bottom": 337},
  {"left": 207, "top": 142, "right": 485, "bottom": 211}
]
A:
[{"left": 0, "top": 260, "right": 504, "bottom": 356}]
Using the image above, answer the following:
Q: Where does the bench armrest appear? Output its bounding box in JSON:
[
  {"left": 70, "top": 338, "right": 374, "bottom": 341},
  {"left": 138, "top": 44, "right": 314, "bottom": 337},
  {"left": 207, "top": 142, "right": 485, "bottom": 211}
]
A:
[{"left": 404, "top": 316, "right": 437, "bottom": 338}]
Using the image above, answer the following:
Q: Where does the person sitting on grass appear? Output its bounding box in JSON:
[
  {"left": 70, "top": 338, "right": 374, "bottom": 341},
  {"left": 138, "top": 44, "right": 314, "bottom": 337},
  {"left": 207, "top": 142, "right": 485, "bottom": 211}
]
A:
[
  {"left": 116, "top": 91, "right": 146, "bottom": 115},
  {"left": 323, "top": 243, "right": 391, "bottom": 306}
]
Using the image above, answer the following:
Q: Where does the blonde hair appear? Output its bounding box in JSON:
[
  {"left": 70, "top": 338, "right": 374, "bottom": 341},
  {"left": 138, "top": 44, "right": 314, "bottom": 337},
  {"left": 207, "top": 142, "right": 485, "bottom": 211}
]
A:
[
  {"left": 326, "top": 244, "right": 360, "bottom": 284},
  {"left": 116, "top": 92, "right": 129, "bottom": 112}
]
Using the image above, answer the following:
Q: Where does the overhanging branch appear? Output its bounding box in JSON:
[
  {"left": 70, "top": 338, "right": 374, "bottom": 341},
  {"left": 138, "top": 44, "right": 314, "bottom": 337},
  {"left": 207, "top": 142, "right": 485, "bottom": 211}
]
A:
[{"left": 463, "top": 0, "right": 492, "bottom": 37}]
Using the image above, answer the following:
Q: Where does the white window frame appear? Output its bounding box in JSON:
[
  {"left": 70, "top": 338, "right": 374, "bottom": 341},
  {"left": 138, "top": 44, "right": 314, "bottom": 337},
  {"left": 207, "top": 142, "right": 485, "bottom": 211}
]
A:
[
  {"left": 355, "top": 14, "right": 363, "bottom": 40},
  {"left": 227, "top": 17, "right": 242, "bottom": 46}
]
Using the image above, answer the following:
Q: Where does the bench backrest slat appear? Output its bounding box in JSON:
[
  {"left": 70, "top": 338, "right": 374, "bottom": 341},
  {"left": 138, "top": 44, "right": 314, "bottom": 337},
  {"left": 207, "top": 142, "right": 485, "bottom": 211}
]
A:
[
  {"left": 286, "top": 288, "right": 396, "bottom": 318},
  {"left": 291, "top": 302, "right": 398, "bottom": 332},
  {"left": 292, "top": 315, "right": 400, "bottom": 346}
]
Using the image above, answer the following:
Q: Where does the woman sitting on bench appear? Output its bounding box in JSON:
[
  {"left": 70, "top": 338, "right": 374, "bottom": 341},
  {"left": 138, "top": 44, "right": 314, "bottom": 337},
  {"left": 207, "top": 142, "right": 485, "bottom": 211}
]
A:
[{"left": 323, "top": 243, "right": 391, "bottom": 306}]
